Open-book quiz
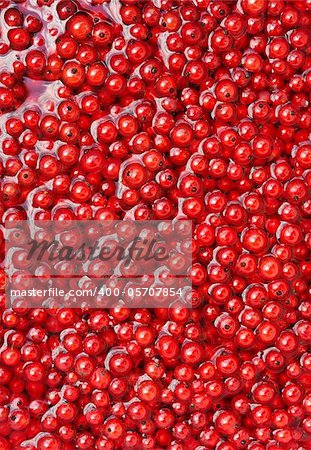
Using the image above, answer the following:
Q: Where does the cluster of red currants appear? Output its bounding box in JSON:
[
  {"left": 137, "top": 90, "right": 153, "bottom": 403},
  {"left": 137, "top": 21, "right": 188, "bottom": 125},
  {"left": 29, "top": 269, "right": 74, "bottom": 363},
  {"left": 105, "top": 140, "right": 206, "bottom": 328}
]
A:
[{"left": 0, "top": 0, "right": 310, "bottom": 449}]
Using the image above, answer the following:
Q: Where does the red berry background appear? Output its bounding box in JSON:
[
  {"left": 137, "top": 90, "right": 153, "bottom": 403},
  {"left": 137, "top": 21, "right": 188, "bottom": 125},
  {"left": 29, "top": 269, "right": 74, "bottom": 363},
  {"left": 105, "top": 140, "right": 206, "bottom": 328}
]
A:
[{"left": 0, "top": 0, "right": 311, "bottom": 449}]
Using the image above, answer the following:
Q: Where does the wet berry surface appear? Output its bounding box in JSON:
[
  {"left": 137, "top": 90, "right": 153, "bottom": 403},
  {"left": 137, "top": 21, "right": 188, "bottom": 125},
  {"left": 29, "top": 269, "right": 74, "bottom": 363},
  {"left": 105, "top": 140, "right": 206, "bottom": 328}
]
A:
[{"left": 0, "top": 0, "right": 311, "bottom": 449}]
